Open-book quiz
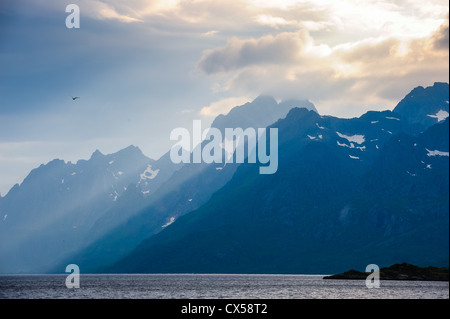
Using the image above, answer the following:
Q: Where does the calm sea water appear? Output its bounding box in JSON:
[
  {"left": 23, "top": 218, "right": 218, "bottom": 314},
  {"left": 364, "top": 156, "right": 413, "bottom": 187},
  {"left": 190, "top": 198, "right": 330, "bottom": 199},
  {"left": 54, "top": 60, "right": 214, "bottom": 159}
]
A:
[{"left": 0, "top": 274, "right": 448, "bottom": 299}]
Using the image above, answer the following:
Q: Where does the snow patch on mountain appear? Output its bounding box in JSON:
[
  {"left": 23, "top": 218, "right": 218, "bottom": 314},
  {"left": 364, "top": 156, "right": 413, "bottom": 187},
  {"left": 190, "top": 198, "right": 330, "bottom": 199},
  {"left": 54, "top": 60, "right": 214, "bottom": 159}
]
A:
[
  {"left": 337, "top": 141, "right": 366, "bottom": 151},
  {"left": 336, "top": 132, "right": 365, "bottom": 144},
  {"left": 162, "top": 217, "right": 176, "bottom": 228},
  {"left": 316, "top": 123, "right": 326, "bottom": 130},
  {"left": 426, "top": 149, "right": 450, "bottom": 157},
  {"left": 110, "top": 190, "right": 119, "bottom": 201},
  {"left": 427, "top": 110, "right": 449, "bottom": 122},
  {"left": 140, "top": 165, "right": 160, "bottom": 182}
]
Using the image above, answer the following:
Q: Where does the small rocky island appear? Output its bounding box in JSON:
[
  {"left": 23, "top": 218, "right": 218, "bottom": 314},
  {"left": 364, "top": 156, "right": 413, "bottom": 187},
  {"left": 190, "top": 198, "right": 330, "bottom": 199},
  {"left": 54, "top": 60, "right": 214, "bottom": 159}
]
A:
[{"left": 323, "top": 263, "right": 449, "bottom": 281}]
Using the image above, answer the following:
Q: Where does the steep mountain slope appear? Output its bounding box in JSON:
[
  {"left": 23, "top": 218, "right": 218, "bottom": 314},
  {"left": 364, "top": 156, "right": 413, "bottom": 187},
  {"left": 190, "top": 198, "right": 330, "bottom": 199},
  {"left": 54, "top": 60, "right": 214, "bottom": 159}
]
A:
[
  {"left": 0, "top": 146, "right": 179, "bottom": 273},
  {"left": 57, "top": 97, "right": 316, "bottom": 273},
  {"left": 108, "top": 84, "right": 449, "bottom": 274},
  {"left": 2, "top": 84, "right": 447, "bottom": 274},
  {"left": 211, "top": 96, "right": 317, "bottom": 132},
  {"left": 394, "top": 82, "right": 449, "bottom": 128}
]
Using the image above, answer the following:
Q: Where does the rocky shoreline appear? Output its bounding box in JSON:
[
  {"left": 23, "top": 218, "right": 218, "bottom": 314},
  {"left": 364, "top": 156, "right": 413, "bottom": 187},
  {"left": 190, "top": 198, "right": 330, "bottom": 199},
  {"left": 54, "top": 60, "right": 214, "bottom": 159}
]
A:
[{"left": 323, "top": 263, "right": 449, "bottom": 281}]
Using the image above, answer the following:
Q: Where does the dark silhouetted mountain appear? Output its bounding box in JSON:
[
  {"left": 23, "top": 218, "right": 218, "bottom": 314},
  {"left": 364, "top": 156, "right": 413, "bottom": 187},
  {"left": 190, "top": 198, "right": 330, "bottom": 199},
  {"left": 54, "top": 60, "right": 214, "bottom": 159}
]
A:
[
  {"left": 106, "top": 85, "right": 449, "bottom": 274},
  {"left": 2, "top": 84, "right": 448, "bottom": 275},
  {"left": 394, "top": 82, "right": 449, "bottom": 128},
  {"left": 56, "top": 96, "right": 316, "bottom": 273}
]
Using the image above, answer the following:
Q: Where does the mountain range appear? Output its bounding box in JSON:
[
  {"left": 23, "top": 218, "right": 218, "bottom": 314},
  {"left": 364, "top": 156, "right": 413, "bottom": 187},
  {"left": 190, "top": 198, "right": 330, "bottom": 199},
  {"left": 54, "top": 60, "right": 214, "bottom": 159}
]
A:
[
  {"left": 0, "top": 96, "right": 315, "bottom": 273},
  {"left": 0, "top": 144, "right": 182, "bottom": 272},
  {"left": 0, "top": 83, "right": 448, "bottom": 274}
]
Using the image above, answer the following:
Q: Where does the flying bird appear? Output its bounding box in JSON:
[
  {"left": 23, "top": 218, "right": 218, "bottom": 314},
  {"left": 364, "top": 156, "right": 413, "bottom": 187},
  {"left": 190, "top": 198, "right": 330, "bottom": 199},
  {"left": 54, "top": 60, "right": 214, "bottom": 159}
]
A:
[{"left": 71, "top": 96, "right": 80, "bottom": 101}]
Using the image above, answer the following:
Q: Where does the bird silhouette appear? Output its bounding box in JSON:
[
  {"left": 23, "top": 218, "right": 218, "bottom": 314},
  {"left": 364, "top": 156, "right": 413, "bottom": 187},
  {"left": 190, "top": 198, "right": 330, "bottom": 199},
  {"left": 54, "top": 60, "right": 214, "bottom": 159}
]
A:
[{"left": 71, "top": 96, "right": 80, "bottom": 101}]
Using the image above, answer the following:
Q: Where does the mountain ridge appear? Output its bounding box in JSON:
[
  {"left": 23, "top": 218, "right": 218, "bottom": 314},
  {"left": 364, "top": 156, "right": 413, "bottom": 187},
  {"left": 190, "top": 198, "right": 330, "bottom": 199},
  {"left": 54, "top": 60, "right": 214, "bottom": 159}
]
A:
[
  {"left": 105, "top": 83, "right": 449, "bottom": 274},
  {"left": 0, "top": 84, "right": 448, "bottom": 274},
  {"left": 0, "top": 144, "right": 179, "bottom": 273},
  {"left": 51, "top": 96, "right": 316, "bottom": 273}
]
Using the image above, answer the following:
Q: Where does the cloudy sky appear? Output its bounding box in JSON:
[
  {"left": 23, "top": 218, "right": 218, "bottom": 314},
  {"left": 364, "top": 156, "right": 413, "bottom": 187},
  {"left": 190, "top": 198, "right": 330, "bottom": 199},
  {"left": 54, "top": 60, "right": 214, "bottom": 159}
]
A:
[{"left": 0, "top": 0, "right": 448, "bottom": 195}]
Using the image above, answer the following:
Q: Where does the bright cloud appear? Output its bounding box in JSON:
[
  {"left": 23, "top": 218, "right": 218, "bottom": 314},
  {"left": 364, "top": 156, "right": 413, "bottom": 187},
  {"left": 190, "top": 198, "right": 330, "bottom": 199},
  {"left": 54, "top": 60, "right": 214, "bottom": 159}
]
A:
[
  {"left": 201, "top": 30, "right": 219, "bottom": 37},
  {"left": 256, "top": 15, "right": 299, "bottom": 29},
  {"left": 199, "top": 30, "right": 313, "bottom": 73},
  {"left": 197, "top": 13, "right": 449, "bottom": 116}
]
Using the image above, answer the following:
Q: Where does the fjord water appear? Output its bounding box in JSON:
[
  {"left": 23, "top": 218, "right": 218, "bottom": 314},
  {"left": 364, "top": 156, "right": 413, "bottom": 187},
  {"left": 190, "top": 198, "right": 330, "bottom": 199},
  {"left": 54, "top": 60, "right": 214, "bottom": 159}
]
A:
[{"left": 0, "top": 274, "right": 448, "bottom": 299}]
